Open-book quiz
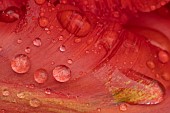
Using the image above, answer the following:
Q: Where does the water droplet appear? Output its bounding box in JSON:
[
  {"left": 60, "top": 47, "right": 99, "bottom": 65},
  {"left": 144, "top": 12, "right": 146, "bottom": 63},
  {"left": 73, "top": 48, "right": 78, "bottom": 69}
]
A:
[
  {"left": 158, "top": 50, "right": 169, "bottom": 63},
  {"left": 146, "top": 60, "right": 155, "bottom": 69},
  {"left": 34, "top": 68, "right": 48, "bottom": 84},
  {"left": 38, "top": 17, "right": 49, "bottom": 27},
  {"left": 51, "top": 61, "right": 55, "bottom": 65},
  {"left": 74, "top": 38, "right": 82, "bottom": 43},
  {"left": 25, "top": 47, "right": 31, "bottom": 54},
  {"left": 161, "top": 72, "right": 170, "bottom": 81},
  {"left": 1, "top": 109, "right": 6, "bottom": 113},
  {"left": 17, "top": 92, "right": 27, "bottom": 99},
  {"left": 34, "top": 0, "right": 46, "bottom": 5},
  {"left": 57, "top": 11, "right": 91, "bottom": 37},
  {"left": 53, "top": 65, "right": 71, "bottom": 82},
  {"left": 33, "top": 38, "right": 42, "bottom": 47},
  {"left": 17, "top": 39, "right": 22, "bottom": 44},
  {"left": 0, "top": 6, "right": 24, "bottom": 23},
  {"left": 67, "top": 59, "right": 73, "bottom": 64},
  {"left": 97, "top": 108, "right": 101, "bottom": 112},
  {"left": 119, "top": 103, "right": 127, "bottom": 111},
  {"left": 2, "top": 89, "right": 10, "bottom": 96},
  {"left": 11, "top": 54, "right": 30, "bottom": 74},
  {"left": 58, "top": 35, "right": 64, "bottom": 41},
  {"left": 45, "top": 88, "right": 52, "bottom": 95},
  {"left": 59, "top": 45, "right": 66, "bottom": 52},
  {"left": 29, "top": 98, "right": 41, "bottom": 108}
]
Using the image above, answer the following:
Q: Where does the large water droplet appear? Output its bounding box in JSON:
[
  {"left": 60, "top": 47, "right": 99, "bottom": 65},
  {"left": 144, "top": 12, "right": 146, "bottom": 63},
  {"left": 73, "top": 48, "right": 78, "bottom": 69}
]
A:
[
  {"left": 158, "top": 50, "right": 169, "bottom": 63},
  {"left": 33, "top": 38, "right": 42, "bottom": 47},
  {"left": 0, "top": 6, "right": 24, "bottom": 23},
  {"left": 11, "top": 54, "right": 30, "bottom": 74},
  {"left": 57, "top": 10, "right": 91, "bottom": 37},
  {"left": 53, "top": 65, "right": 71, "bottom": 82},
  {"left": 34, "top": 68, "right": 48, "bottom": 84},
  {"left": 29, "top": 98, "right": 41, "bottom": 108}
]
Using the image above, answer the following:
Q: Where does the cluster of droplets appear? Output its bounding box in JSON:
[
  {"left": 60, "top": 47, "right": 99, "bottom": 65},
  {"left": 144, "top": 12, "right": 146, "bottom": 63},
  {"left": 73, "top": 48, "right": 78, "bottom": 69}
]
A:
[
  {"left": 145, "top": 49, "right": 170, "bottom": 81},
  {"left": 11, "top": 54, "right": 72, "bottom": 83}
]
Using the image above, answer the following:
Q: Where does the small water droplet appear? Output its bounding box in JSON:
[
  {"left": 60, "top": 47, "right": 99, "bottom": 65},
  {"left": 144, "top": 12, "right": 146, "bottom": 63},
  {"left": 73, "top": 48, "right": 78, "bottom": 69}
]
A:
[
  {"left": 97, "top": 108, "right": 101, "bottom": 112},
  {"left": 29, "top": 98, "right": 41, "bottom": 108},
  {"left": 2, "top": 89, "right": 10, "bottom": 96},
  {"left": 45, "top": 88, "right": 52, "bottom": 95},
  {"left": 59, "top": 45, "right": 66, "bottom": 52},
  {"left": 146, "top": 60, "right": 155, "bottom": 69},
  {"left": 58, "top": 35, "right": 64, "bottom": 41},
  {"left": 158, "top": 50, "right": 169, "bottom": 63},
  {"left": 161, "top": 72, "right": 170, "bottom": 81},
  {"left": 33, "top": 38, "right": 42, "bottom": 47},
  {"left": 17, "top": 39, "right": 22, "bottom": 44},
  {"left": 34, "top": 68, "right": 48, "bottom": 84},
  {"left": 34, "top": 0, "right": 46, "bottom": 5},
  {"left": 67, "top": 59, "right": 73, "bottom": 64},
  {"left": 74, "top": 38, "right": 82, "bottom": 43},
  {"left": 1, "top": 109, "right": 6, "bottom": 113},
  {"left": 53, "top": 65, "right": 71, "bottom": 82},
  {"left": 25, "top": 47, "right": 31, "bottom": 54},
  {"left": 119, "top": 103, "right": 127, "bottom": 111},
  {"left": 38, "top": 17, "right": 49, "bottom": 27},
  {"left": 17, "top": 92, "right": 27, "bottom": 99},
  {"left": 11, "top": 54, "right": 30, "bottom": 74}
]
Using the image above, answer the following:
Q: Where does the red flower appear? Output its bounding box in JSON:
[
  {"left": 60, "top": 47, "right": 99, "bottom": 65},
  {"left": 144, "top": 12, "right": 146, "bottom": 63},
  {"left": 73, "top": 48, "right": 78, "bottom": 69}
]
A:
[{"left": 0, "top": 0, "right": 170, "bottom": 113}]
